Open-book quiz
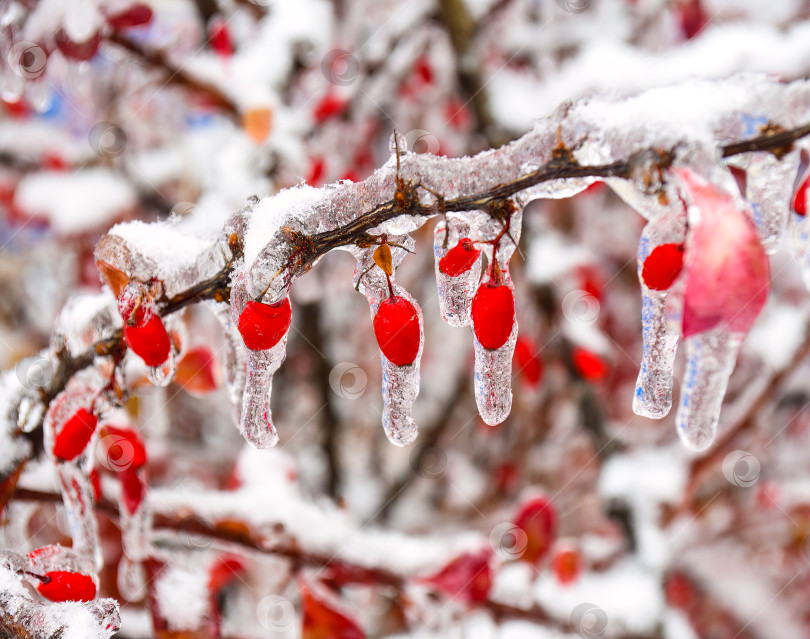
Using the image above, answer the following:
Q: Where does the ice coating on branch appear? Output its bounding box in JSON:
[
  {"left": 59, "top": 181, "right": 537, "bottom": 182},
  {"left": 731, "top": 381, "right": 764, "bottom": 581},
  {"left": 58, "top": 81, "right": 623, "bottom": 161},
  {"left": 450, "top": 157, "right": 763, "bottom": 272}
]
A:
[
  {"left": 52, "top": 293, "right": 120, "bottom": 358},
  {"left": 352, "top": 235, "right": 423, "bottom": 446},
  {"left": 631, "top": 193, "right": 686, "bottom": 419},
  {"left": 677, "top": 331, "right": 744, "bottom": 451},
  {"left": 472, "top": 205, "right": 522, "bottom": 426},
  {"left": 434, "top": 213, "right": 484, "bottom": 326}
]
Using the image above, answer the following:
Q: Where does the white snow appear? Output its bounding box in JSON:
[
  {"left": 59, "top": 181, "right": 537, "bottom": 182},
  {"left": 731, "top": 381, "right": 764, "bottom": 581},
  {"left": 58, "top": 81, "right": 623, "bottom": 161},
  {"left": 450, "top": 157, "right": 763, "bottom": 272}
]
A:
[{"left": 15, "top": 169, "right": 137, "bottom": 235}]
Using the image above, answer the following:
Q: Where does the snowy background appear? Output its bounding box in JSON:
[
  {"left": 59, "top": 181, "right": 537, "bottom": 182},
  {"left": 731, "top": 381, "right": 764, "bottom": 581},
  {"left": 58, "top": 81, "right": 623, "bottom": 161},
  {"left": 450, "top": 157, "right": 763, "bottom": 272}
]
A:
[{"left": 2, "top": 0, "right": 810, "bottom": 637}]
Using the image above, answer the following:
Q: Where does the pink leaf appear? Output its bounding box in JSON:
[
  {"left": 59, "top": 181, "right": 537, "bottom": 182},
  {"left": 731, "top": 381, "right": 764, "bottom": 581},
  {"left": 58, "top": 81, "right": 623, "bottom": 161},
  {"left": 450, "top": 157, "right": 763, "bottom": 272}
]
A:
[
  {"left": 420, "top": 549, "right": 492, "bottom": 603},
  {"left": 677, "top": 169, "right": 770, "bottom": 338}
]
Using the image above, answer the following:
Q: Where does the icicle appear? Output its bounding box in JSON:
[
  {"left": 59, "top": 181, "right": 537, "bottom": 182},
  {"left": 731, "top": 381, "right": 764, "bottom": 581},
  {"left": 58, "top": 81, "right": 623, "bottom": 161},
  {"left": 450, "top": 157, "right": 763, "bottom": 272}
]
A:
[
  {"left": 44, "top": 386, "right": 103, "bottom": 571},
  {"left": 117, "top": 555, "right": 147, "bottom": 602},
  {"left": 117, "top": 481, "right": 150, "bottom": 600},
  {"left": 471, "top": 204, "right": 523, "bottom": 426},
  {"left": 207, "top": 300, "right": 246, "bottom": 428},
  {"left": 676, "top": 330, "right": 743, "bottom": 451},
  {"left": 147, "top": 346, "right": 176, "bottom": 387},
  {"left": 733, "top": 150, "right": 799, "bottom": 254},
  {"left": 433, "top": 213, "right": 483, "bottom": 327},
  {"left": 353, "top": 235, "right": 423, "bottom": 447},
  {"left": 240, "top": 342, "right": 286, "bottom": 448},
  {"left": 789, "top": 163, "right": 810, "bottom": 288},
  {"left": 57, "top": 463, "right": 103, "bottom": 571},
  {"left": 632, "top": 207, "right": 686, "bottom": 419}
]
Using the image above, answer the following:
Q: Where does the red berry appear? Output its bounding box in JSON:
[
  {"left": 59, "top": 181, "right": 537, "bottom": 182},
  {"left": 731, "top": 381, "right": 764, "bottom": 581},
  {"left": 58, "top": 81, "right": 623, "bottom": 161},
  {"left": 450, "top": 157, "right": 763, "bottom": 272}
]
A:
[
  {"left": 439, "top": 238, "right": 480, "bottom": 276},
  {"left": 55, "top": 30, "right": 101, "bottom": 61},
  {"left": 313, "top": 93, "right": 348, "bottom": 123},
  {"left": 89, "top": 467, "right": 102, "bottom": 502},
  {"left": 514, "top": 336, "right": 543, "bottom": 387},
  {"left": 100, "top": 426, "right": 147, "bottom": 470},
  {"left": 572, "top": 347, "right": 608, "bottom": 381},
  {"left": 513, "top": 497, "right": 557, "bottom": 565},
  {"left": 124, "top": 314, "right": 171, "bottom": 366},
  {"left": 665, "top": 572, "right": 696, "bottom": 610},
  {"left": 106, "top": 3, "right": 153, "bottom": 29},
  {"left": 641, "top": 243, "right": 684, "bottom": 291},
  {"left": 471, "top": 283, "right": 514, "bottom": 350},
  {"left": 237, "top": 299, "right": 292, "bottom": 351},
  {"left": 551, "top": 542, "right": 582, "bottom": 585},
  {"left": 53, "top": 408, "right": 98, "bottom": 462},
  {"left": 119, "top": 467, "right": 144, "bottom": 515},
  {"left": 37, "top": 571, "right": 96, "bottom": 602},
  {"left": 373, "top": 296, "right": 421, "bottom": 366},
  {"left": 208, "top": 17, "right": 233, "bottom": 56},
  {"left": 794, "top": 174, "right": 810, "bottom": 216}
]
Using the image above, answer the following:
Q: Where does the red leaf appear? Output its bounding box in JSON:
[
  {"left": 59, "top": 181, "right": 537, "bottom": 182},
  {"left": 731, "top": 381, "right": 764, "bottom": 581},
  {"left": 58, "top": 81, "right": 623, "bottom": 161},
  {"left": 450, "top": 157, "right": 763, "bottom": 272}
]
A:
[
  {"left": 421, "top": 549, "right": 492, "bottom": 603},
  {"left": 175, "top": 347, "right": 220, "bottom": 395},
  {"left": 301, "top": 584, "right": 364, "bottom": 639},
  {"left": 513, "top": 496, "right": 557, "bottom": 565},
  {"left": 677, "top": 169, "right": 770, "bottom": 338}
]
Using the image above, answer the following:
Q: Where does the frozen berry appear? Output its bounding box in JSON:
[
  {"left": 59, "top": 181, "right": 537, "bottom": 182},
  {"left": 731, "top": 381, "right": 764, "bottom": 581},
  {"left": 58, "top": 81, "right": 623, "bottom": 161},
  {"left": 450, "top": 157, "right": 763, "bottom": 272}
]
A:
[
  {"left": 373, "top": 296, "right": 420, "bottom": 366},
  {"left": 55, "top": 30, "right": 101, "bottom": 61},
  {"left": 53, "top": 408, "right": 98, "bottom": 462},
  {"left": 794, "top": 174, "right": 810, "bottom": 216},
  {"left": 37, "top": 571, "right": 96, "bottom": 602},
  {"left": 106, "top": 3, "right": 153, "bottom": 29},
  {"left": 551, "top": 542, "right": 582, "bottom": 585},
  {"left": 572, "top": 347, "right": 608, "bottom": 381},
  {"left": 514, "top": 336, "right": 543, "bottom": 387},
  {"left": 471, "top": 283, "right": 514, "bottom": 350},
  {"left": 641, "top": 243, "right": 684, "bottom": 291},
  {"left": 124, "top": 314, "right": 171, "bottom": 367},
  {"left": 238, "top": 299, "right": 292, "bottom": 351},
  {"left": 439, "top": 238, "right": 480, "bottom": 276}
]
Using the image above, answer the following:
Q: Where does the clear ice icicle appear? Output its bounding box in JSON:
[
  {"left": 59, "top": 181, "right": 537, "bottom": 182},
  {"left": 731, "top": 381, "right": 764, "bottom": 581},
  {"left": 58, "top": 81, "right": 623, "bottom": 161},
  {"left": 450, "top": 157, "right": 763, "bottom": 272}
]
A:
[
  {"left": 57, "top": 464, "right": 103, "bottom": 571},
  {"left": 353, "top": 237, "right": 422, "bottom": 447},
  {"left": 240, "top": 340, "right": 287, "bottom": 448},
  {"left": 118, "top": 555, "right": 147, "bottom": 602},
  {"left": 676, "top": 330, "right": 743, "bottom": 451},
  {"left": 633, "top": 210, "right": 686, "bottom": 419},
  {"left": 208, "top": 301, "right": 246, "bottom": 428},
  {"left": 434, "top": 214, "right": 483, "bottom": 327},
  {"left": 738, "top": 151, "right": 799, "bottom": 254},
  {"left": 147, "top": 347, "right": 177, "bottom": 387},
  {"left": 471, "top": 205, "right": 522, "bottom": 426}
]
